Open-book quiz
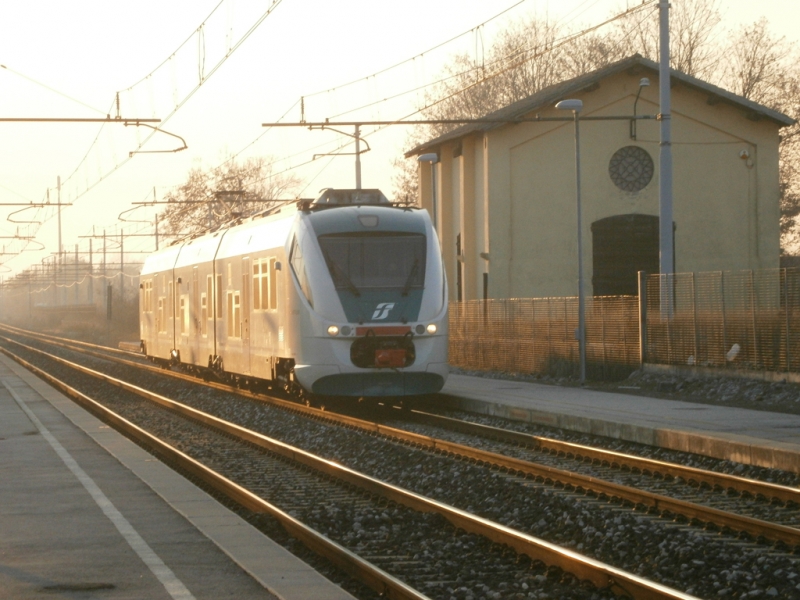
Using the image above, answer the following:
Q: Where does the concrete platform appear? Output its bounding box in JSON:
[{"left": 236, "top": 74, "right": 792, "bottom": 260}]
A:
[
  {"left": 440, "top": 374, "right": 800, "bottom": 474},
  {"left": 0, "top": 354, "right": 355, "bottom": 600}
]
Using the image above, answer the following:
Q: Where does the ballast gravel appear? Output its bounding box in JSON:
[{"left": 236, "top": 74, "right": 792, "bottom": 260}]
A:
[{"left": 14, "top": 342, "right": 800, "bottom": 600}]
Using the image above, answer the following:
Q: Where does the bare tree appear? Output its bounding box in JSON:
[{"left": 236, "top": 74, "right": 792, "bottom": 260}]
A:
[
  {"left": 611, "top": 0, "right": 723, "bottom": 79},
  {"left": 722, "top": 18, "right": 791, "bottom": 104},
  {"left": 394, "top": 1, "right": 800, "bottom": 254},
  {"left": 719, "top": 19, "right": 799, "bottom": 254},
  {"left": 159, "top": 156, "right": 300, "bottom": 238}
]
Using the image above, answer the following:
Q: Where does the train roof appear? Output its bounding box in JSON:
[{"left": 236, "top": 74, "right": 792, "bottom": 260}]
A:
[
  {"left": 304, "top": 203, "right": 428, "bottom": 237},
  {"left": 141, "top": 206, "right": 297, "bottom": 275},
  {"left": 140, "top": 189, "right": 427, "bottom": 275}
]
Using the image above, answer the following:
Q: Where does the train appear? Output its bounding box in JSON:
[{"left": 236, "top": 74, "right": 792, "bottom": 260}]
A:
[{"left": 138, "top": 188, "right": 449, "bottom": 400}]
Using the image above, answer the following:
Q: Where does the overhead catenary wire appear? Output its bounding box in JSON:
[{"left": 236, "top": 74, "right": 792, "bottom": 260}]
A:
[
  {"left": 144, "top": 0, "right": 659, "bottom": 228},
  {"left": 4, "top": 0, "right": 659, "bottom": 277},
  {"left": 0, "top": 64, "right": 109, "bottom": 116},
  {"left": 2, "top": 0, "right": 286, "bottom": 270}
]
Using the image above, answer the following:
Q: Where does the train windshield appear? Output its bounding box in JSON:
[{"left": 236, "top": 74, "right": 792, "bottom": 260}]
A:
[{"left": 318, "top": 233, "right": 426, "bottom": 293}]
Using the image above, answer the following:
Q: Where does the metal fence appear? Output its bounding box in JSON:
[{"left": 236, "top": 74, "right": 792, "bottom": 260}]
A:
[
  {"left": 644, "top": 268, "right": 800, "bottom": 372},
  {"left": 448, "top": 268, "right": 800, "bottom": 380},
  {"left": 448, "top": 296, "right": 640, "bottom": 380}
]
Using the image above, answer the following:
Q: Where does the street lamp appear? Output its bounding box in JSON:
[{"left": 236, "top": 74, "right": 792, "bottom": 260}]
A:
[
  {"left": 630, "top": 77, "right": 650, "bottom": 139},
  {"left": 555, "top": 98, "right": 586, "bottom": 383},
  {"left": 418, "top": 153, "right": 439, "bottom": 232}
]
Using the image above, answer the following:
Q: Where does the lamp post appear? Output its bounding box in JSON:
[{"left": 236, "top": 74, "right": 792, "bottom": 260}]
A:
[
  {"left": 555, "top": 99, "right": 586, "bottom": 383},
  {"left": 418, "top": 153, "right": 439, "bottom": 232}
]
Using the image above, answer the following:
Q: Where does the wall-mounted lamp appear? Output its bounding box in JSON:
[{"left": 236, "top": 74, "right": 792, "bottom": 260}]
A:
[{"left": 630, "top": 77, "right": 650, "bottom": 140}]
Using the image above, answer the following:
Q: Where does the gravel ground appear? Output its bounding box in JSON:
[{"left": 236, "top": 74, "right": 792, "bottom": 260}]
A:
[
  {"left": 12, "top": 340, "right": 800, "bottom": 599},
  {"left": 452, "top": 367, "right": 800, "bottom": 415}
]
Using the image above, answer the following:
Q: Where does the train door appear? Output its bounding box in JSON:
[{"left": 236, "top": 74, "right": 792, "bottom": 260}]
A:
[
  {"left": 241, "top": 257, "right": 251, "bottom": 374},
  {"left": 191, "top": 267, "right": 200, "bottom": 364}
]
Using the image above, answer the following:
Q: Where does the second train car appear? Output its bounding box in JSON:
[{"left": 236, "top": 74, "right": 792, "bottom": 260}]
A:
[{"left": 139, "top": 188, "right": 448, "bottom": 399}]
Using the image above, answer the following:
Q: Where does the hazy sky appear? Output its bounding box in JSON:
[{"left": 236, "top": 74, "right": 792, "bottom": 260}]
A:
[{"left": 0, "top": 0, "right": 797, "bottom": 278}]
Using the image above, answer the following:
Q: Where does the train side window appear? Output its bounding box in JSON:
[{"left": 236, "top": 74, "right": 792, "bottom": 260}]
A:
[
  {"left": 157, "top": 298, "right": 165, "bottom": 333},
  {"left": 216, "top": 273, "right": 223, "bottom": 319},
  {"left": 269, "top": 257, "right": 278, "bottom": 310},
  {"left": 262, "top": 260, "right": 270, "bottom": 309},
  {"left": 233, "top": 292, "right": 241, "bottom": 337},
  {"left": 192, "top": 268, "right": 199, "bottom": 333},
  {"left": 200, "top": 293, "right": 207, "bottom": 336},
  {"left": 142, "top": 280, "right": 152, "bottom": 312},
  {"left": 252, "top": 261, "right": 261, "bottom": 309},
  {"left": 180, "top": 296, "right": 188, "bottom": 334},
  {"left": 290, "top": 236, "right": 313, "bottom": 306},
  {"left": 207, "top": 274, "right": 214, "bottom": 321},
  {"left": 251, "top": 257, "right": 276, "bottom": 310},
  {"left": 226, "top": 291, "right": 233, "bottom": 334},
  {"left": 168, "top": 281, "right": 174, "bottom": 319}
]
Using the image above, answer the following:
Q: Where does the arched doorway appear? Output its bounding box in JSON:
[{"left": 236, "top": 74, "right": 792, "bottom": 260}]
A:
[{"left": 591, "top": 214, "right": 660, "bottom": 296}]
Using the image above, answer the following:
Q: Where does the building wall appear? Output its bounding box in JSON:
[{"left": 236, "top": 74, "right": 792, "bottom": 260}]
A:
[{"left": 419, "top": 69, "right": 783, "bottom": 301}]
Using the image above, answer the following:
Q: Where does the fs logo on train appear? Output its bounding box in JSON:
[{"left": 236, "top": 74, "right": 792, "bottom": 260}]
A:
[{"left": 372, "top": 303, "right": 395, "bottom": 320}]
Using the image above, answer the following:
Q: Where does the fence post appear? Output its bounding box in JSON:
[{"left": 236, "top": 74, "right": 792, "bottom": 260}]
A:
[
  {"left": 601, "top": 297, "right": 607, "bottom": 378},
  {"left": 638, "top": 271, "right": 647, "bottom": 366},
  {"left": 720, "top": 271, "right": 728, "bottom": 368},
  {"left": 784, "top": 268, "right": 791, "bottom": 372},
  {"left": 749, "top": 270, "right": 760, "bottom": 368},
  {"left": 547, "top": 297, "right": 552, "bottom": 374},
  {"left": 692, "top": 272, "right": 699, "bottom": 366}
]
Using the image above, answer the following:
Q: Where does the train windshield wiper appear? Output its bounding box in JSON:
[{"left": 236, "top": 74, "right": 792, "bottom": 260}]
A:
[
  {"left": 323, "top": 249, "right": 360, "bottom": 297},
  {"left": 401, "top": 259, "right": 419, "bottom": 297}
]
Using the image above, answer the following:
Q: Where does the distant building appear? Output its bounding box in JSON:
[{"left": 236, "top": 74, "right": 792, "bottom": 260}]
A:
[{"left": 407, "top": 55, "right": 795, "bottom": 301}]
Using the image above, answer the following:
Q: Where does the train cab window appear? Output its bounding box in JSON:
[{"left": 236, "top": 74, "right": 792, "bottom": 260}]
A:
[
  {"left": 318, "top": 233, "right": 426, "bottom": 293},
  {"left": 290, "top": 236, "right": 313, "bottom": 306}
]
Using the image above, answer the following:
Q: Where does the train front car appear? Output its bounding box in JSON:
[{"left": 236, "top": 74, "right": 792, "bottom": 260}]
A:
[{"left": 287, "top": 189, "right": 448, "bottom": 398}]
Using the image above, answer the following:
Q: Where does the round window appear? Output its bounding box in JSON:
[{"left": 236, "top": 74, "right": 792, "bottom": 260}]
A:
[{"left": 608, "top": 146, "right": 654, "bottom": 192}]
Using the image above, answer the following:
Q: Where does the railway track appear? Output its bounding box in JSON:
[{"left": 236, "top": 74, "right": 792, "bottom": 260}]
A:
[
  {"left": 0, "top": 336, "right": 697, "bottom": 600},
  {"left": 8, "top": 326, "right": 800, "bottom": 546},
  {"left": 2, "top": 326, "right": 799, "bottom": 597}
]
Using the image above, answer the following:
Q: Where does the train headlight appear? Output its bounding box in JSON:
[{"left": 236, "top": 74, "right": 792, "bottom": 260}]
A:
[
  {"left": 426, "top": 323, "right": 437, "bottom": 334},
  {"left": 327, "top": 325, "right": 340, "bottom": 336},
  {"left": 415, "top": 324, "right": 425, "bottom": 335},
  {"left": 341, "top": 325, "right": 352, "bottom": 336}
]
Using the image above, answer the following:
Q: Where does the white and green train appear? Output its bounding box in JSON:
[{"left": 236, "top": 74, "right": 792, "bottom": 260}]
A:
[{"left": 139, "top": 189, "right": 449, "bottom": 399}]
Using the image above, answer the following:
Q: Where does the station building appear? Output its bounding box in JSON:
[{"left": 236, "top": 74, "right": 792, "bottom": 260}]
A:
[{"left": 406, "top": 54, "right": 795, "bottom": 301}]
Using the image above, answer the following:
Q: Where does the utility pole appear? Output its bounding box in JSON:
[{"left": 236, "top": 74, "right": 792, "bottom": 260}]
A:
[
  {"left": 120, "top": 232, "right": 124, "bottom": 303},
  {"left": 89, "top": 239, "right": 93, "bottom": 305},
  {"left": 354, "top": 124, "right": 362, "bottom": 190},
  {"left": 659, "top": 0, "right": 674, "bottom": 314},
  {"left": 74, "top": 243, "right": 79, "bottom": 304},
  {"left": 57, "top": 176, "right": 62, "bottom": 306}
]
